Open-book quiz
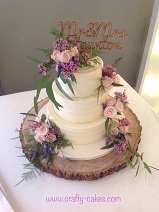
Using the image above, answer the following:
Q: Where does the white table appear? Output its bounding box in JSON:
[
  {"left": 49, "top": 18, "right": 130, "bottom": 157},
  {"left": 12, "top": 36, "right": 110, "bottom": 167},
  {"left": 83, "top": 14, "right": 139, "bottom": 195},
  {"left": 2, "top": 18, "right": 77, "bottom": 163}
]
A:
[{"left": 0, "top": 78, "right": 159, "bottom": 212}]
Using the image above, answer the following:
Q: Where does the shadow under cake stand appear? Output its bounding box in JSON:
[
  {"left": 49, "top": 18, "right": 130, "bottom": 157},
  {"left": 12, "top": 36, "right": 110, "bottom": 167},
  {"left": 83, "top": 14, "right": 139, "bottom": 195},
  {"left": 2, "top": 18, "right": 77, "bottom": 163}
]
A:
[{"left": 20, "top": 98, "right": 142, "bottom": 181}]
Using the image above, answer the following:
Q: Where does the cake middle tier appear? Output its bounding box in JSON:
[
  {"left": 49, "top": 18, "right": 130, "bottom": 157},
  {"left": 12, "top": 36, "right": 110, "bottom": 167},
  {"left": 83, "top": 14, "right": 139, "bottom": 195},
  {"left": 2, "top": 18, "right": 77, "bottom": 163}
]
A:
[
  {"left": 50, "top": 82, "right": 108, "bottom": 124},
  {"left": 47, "top": 103, "right": 106, "bottom": 145}
]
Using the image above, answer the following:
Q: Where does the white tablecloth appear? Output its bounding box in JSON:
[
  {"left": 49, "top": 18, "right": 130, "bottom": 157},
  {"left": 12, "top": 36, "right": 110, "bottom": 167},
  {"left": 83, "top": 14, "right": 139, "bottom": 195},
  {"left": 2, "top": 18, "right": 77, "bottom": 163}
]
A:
[{"left": 0, "top": 78, "right": 159, "bottom": 212}]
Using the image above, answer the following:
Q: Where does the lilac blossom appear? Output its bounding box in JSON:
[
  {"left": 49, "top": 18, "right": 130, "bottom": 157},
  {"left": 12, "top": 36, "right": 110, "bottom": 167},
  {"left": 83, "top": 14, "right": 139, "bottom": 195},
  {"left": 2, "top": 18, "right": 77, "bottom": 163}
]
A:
[
  {"left": 102, "top": 64, "right": 116, "bottom": 77},
  {"left": 114, "top": 141, "right": 127, "bottom": 154},
  {"left": 119, "top": 118, "right": 131, "bottom": 126},
  {"left": 38, "top": 63, "right": 47, "bottom": 76}
]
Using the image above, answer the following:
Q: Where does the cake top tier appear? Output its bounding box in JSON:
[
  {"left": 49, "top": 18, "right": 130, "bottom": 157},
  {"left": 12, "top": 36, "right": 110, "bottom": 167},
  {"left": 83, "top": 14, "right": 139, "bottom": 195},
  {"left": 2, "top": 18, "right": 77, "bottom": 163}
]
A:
[{"left": 57, "top": 56, "right": 103, "bottom": 97}]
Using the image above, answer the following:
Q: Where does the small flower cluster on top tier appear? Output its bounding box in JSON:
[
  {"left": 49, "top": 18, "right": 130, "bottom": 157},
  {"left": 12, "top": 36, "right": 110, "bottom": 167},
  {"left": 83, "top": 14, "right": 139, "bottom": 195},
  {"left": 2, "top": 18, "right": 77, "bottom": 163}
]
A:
[
  {"left": 102, "top": 90, "right": 131, "bottom": 154},
  {"left": 102, "top": 64, "right": 122, "bottom": 91},
  {"left": 51, "top": 39, "right": 91, "bottom": 79},
  {"left": 37, "top": 37, "right": 91, "bottom": 79}
]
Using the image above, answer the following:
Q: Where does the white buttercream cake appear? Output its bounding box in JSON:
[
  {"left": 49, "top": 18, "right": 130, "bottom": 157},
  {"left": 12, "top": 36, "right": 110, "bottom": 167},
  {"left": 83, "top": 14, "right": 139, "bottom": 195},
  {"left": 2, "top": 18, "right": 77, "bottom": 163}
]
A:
[{"left": 47, "top": 57, "right": 109, "bottom": 145}]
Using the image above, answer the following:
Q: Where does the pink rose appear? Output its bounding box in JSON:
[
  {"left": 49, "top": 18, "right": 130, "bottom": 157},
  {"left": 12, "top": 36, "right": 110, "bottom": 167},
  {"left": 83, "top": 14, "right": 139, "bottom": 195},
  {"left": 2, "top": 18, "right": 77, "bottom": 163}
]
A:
[
  {"left": 59, "top": 50, "right": 71, "bottom": 63},
  {"left": 35, "top": 123, "right": 49, "bottom": 135},
  {"left": 119, "top": 125, "right": 128, "bottom": 133},
  {"left": 113, "top": 74, "right": 120, "bottom": 84},
  {"left": 111, "top": 127, "right": 119, "bottom": 135},
  {"left": 103, "top": 106, "right": 117, "bottom": 118},
  {"left": 51, "top": 50, "right": 60, "bottom": 61},
  {"left": 70, "top": 46, "right": 78, "bottom": 57},
  {"left": 106, "top": 97, "right": 116, "bottom": 106},
  {"left": 34, "top": 134, "right": 45, "bottom": 143},
  {"left": 45, "top": 133, "right": 57, "bottom": 142},
  {"left": 115, "top": 99, "right": 124, "bottom": 112},
  {"left": 102, "top": 76, "right": 113, "bottom": 88}
]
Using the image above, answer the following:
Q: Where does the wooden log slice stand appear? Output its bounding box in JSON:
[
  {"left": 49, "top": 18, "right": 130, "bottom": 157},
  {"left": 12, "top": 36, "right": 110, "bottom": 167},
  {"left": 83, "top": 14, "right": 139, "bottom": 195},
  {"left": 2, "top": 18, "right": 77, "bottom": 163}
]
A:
[{"left": 20, "top": 98, "right": 142, "bottom": 181}]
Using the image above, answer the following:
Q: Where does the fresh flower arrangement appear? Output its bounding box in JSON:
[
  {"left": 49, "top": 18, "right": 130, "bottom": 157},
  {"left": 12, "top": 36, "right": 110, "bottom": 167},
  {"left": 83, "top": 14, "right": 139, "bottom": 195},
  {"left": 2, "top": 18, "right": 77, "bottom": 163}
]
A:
[
  {"left": 101, "top": 90, "right": 159, "bottom": 176},
  {"left": 28, "top": 27, "right": 101, "bottom": 114},
  {"left": 15, "top": 112, "right": 71, "bottom": 186},
  {"left": 15, "top": 26, "right": 159, "bottom": 185},
  {"left": 101, "top": 58, "right": 123, "bottom": 92}
]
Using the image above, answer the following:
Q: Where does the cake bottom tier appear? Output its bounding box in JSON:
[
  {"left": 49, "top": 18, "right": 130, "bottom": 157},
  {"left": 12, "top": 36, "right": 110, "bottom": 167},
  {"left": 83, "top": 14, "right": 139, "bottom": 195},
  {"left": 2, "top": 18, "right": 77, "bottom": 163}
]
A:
[{"left": 47, "top": 102, "right": 106, "bottom": 145}]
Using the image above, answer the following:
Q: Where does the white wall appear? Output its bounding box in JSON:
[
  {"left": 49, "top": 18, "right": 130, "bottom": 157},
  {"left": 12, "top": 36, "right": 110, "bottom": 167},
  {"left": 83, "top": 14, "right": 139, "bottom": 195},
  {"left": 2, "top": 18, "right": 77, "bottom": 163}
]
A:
[
  {"left": 136, "top": 0, "right": 159, "bottom": 113},
  {"left": 0, "top": 0, "right": 154, "bottom": 94}
]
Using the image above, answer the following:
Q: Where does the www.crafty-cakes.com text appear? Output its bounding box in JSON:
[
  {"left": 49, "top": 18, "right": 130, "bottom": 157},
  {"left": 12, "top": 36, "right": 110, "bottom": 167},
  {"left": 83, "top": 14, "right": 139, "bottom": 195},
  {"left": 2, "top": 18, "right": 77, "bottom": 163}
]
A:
[{"left": 46, "top": 194, "right": 121, "bottom": 204}]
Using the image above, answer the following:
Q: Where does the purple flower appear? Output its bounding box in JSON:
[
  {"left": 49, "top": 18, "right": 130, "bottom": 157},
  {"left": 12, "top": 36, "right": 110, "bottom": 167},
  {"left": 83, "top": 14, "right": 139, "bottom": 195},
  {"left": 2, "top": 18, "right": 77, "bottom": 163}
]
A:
[
  {"left": 119, "top": 118, "right": 131, "bottom": 126},
  {"left": 106, "top": 137, "right": 113, "bottom": 145},
  {"left": 53, "top": 39, "right": 69, "bottom": 51},
  {"left": 58, "top": 61, "right": 78, "bottom": 79},
  {"left": 114, "top": 141, "right": 127, "bottom": 154},
  {"left": 31, "top": 145, "right": 40, "bottom": 161},
  {"left": 49, "top": 127, "right": 59, "bottom": 135},
  {"left": 32, "top": 121, "right": 42, "bottom": 131},
  {"left": 115, "top": 90, "right": 128, "bottom": 102},
  {"left": 50, "top": 146, "right": 55, "bottom": 154},
  {"left": 38, "top": 63, "right": 47, "bottom": 76},
  {"left": 102, "top": 64, "right": 116, "bottom": 77}
]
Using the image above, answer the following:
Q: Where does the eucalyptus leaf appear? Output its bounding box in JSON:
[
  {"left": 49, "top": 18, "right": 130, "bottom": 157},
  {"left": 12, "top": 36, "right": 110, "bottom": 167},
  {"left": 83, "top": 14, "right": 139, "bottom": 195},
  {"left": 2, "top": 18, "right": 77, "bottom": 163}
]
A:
[
  {"left": 37, "top": 48, "right": 53, "bottom": 58},
  {"left": 149, "top": 166, "right": 159, "bottom": 172},
  {"left": 34, "top": 96, "right": 39, "bottom": 114},
  {"left": 46, "top": 82, "right": 63, "bottom": 110},
  {"left": 127, "top": 146, "right": 140, "bottom": 157},
  {"left": 20, "top": 113, "right": 37, "bottom": 117},
  {"left": 71, "top": 74, "right": 77, "bottom": 84},
  {"left": 112, "top": 83, "right": 124, "bottom": 87},
  {"left": 101, "top": 143, "right": 114, "bottom": 149},
  {"left": 133, "top": 157, "right": 139, "bottom": 168},
  {"left": 135, "top": 161, "right": 140, "bottom": 177},
  {"left": 26, "top": 56, "right": 42, "bottom": 64},
  {"left": 41, "top": 114, "right": 46, "bottom": 122},
  {"left": 143, "top": 162, "right": 152, "bottom": 174},
  {"left": 126, "top": 156, "right": 133, "bottom": 168},
  {"left": 107, "top": 131, "right": 121, "bottom": 143},
  {"left": 36, "top": 74, "right": 51, "bottom": 99},
  {"left": 55, "top": 78, "right": 73, "bottom": 101},
  {"left": 105, "top": 118, "right": 110, "bottom": 133},
  {"left": 60, "top": 74, "right": 75, "bottom": 95}
]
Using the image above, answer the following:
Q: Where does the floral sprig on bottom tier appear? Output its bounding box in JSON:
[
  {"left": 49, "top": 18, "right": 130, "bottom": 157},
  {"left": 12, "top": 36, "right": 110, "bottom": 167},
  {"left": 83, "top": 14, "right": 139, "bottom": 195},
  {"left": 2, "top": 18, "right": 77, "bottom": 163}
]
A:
[
  {"left": 101, "top": 90, "right": 159, "bottom": 176},
  {"left": 15, "top": 113, "right": 71, "bottom": 186}
]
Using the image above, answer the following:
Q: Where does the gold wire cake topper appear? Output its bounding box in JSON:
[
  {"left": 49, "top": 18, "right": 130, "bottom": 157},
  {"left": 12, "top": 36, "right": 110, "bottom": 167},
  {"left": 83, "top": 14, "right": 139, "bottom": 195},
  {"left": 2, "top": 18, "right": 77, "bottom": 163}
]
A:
[{"left": 58, "top": 21, "right": 127, "bottom": 51}]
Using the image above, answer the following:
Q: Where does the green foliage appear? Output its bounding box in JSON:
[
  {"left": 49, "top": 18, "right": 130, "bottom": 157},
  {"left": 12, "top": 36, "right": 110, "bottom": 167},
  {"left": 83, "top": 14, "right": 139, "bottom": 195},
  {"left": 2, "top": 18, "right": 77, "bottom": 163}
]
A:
[
  {"left": 34, "top": 96, "right": 39, "bottom": 115},
  {"left": 37, "top": 48, "right": 53, "bottom": 58},
  {"left": 101, "top": 143, "right": 114, "bottom": 150},
  {"left": 71, "top": 74, "right": 77, "bottom": 84},
  {"left": 14, "top": 163, "right": 43, "bottom": 187},
  {"left": 105, "top": 118, "right": 110, "bottom": 133},
  {"left": 36, "top": 74, "right": 51, "bottom": 99},
  {"left": 20, "top": 113, "right": 37, "bottom": 117},
  {"left": 41, "top": 114, "right": 46, "bottom": 122},
  {"left": 112, "top": 56, "right": 124, "bottom": 67},
  {"left": 126, "top": 143, "right": 155, "bottom": 176},
  {"left": 92, "top": 49, "right": 104, "bottom": 58},
  {"left": 55, "top": 78, "right": 73, "bottom": 101},
  {"left": 50, "top": 27, "right": 64, "bottom": 39},
  {"left": 46, "top": 82, "right": 63, "bottom": 110},
  {"left": 60, "top": 74, "right": 75, "bottom": 95},
  {"left": 113, "top": 83, "right": 123, "bottom": 87},
  {"left": 26, "top": 56, "right": 42, "bottom": 64}
]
